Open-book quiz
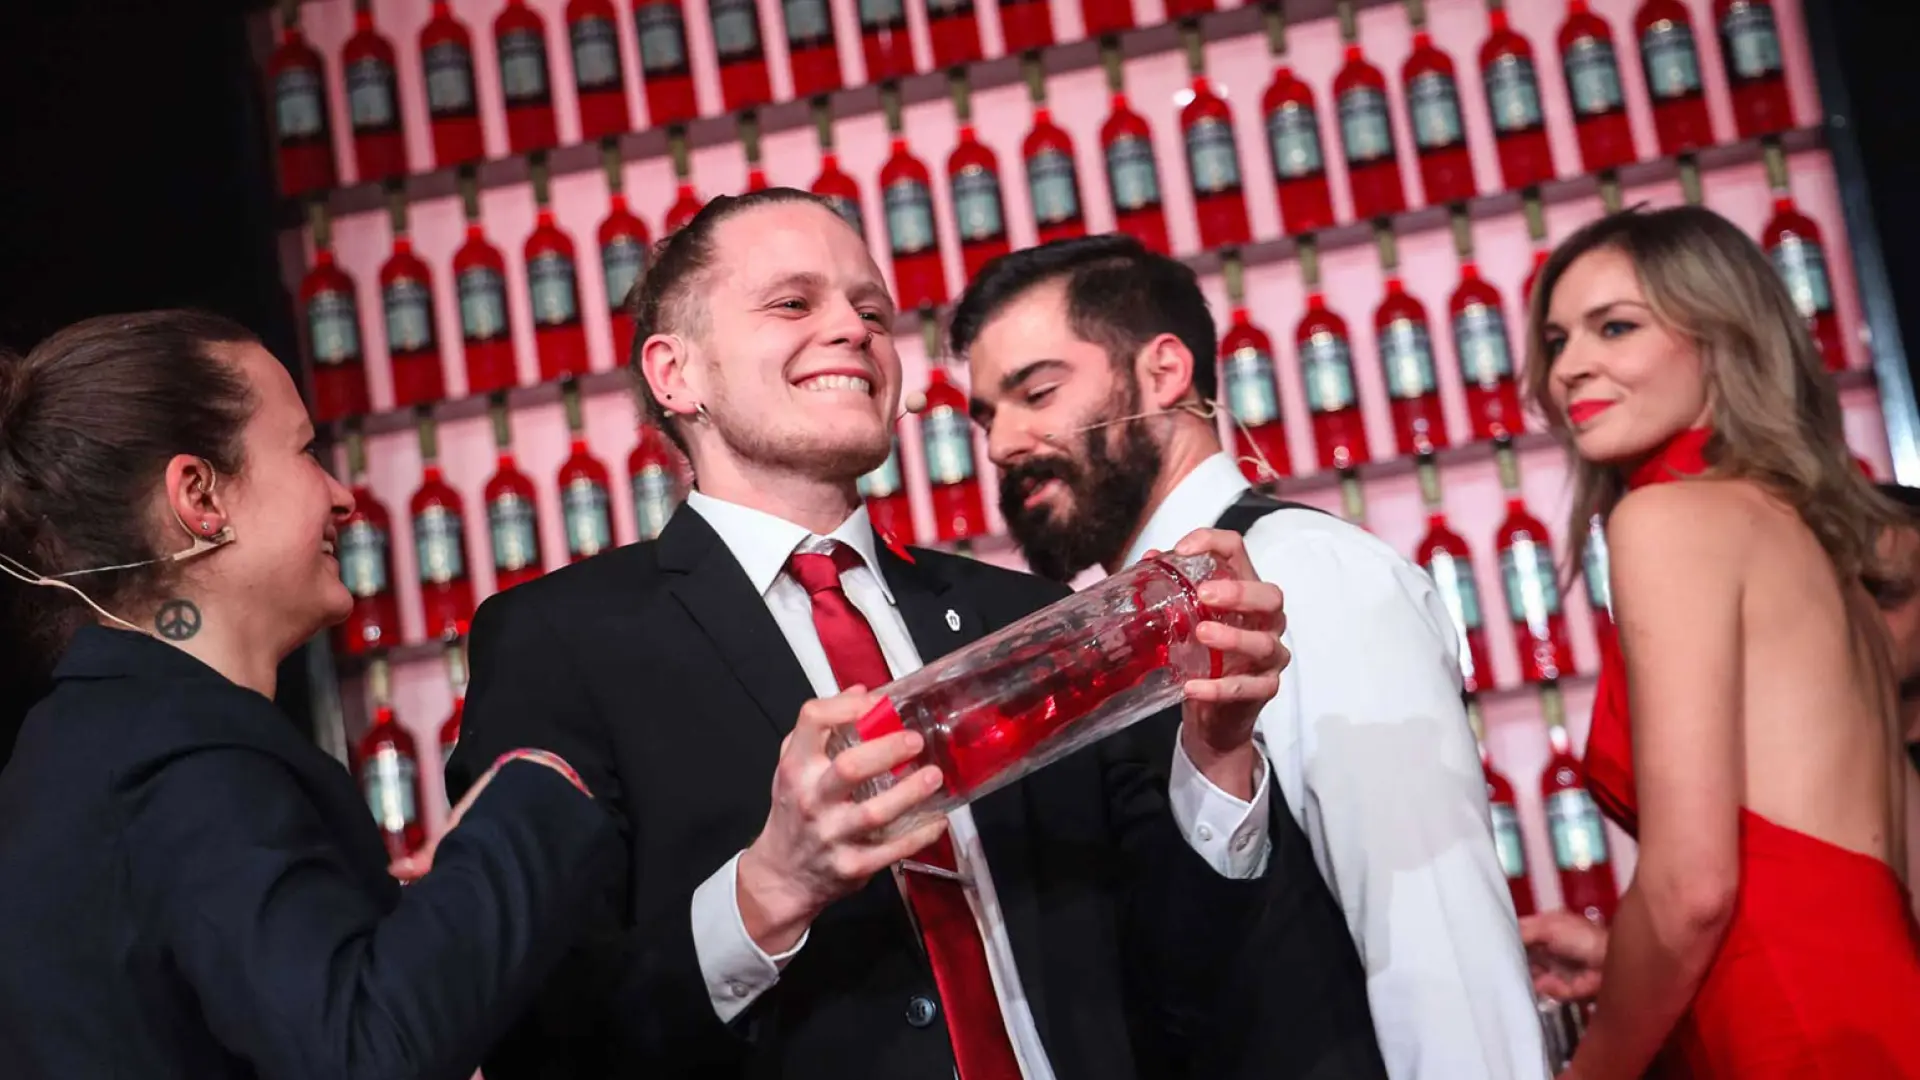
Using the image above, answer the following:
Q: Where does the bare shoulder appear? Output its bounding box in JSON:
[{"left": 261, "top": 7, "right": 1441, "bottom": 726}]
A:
[{"left": 1607, "top": 478, "right": 1774, "bottom": 567}]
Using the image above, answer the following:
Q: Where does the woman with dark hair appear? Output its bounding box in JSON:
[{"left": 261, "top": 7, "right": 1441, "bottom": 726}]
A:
[{"left": 0, "top": 310, "right": 622, "bottom": 1079}]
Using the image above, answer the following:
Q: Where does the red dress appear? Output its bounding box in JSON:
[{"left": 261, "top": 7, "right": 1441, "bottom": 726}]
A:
[{"left": 1584, "top": 427, "right": 1920, "bottom": 1077}]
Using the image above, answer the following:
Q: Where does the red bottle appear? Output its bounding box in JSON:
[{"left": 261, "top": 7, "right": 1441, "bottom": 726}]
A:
[
  {"left": 999, "top": 0, "right": 1054, "bottom": 54},
  {"left": 559, "top": 405, "right": 616, "bottom": 563},
  {"left": 1181, "top": 76, "right": 1251, "bottom": 250},
  {"left": 1334, "top": 44, "right": 1405, "bottom": 220},
  {"left": 920, "top": 369, "right": 986, "bottom": 543},
  {"left": 664, "top": 181, "right": 704, "bottom": 234},
  {"left": 302, "top": 245, "right": 370, "bottom": 423},
  {"left": 746, "top": 163, "right": 771, "bottom": 191},
  {"left": 1297, "top": 291, "right": 1369, "bottom": 471},
  {"left": 527, "top": 208, "right": 589, "bottom": 381},
  {"left": 1762, "top": 195, "right": 1845, "bottom": 372},
  {"left": 495, "top": 0, "right": 558, "bottom": 154},
  {"left": 334, "top": 435, "right": 400, "bottom": 656},
  {"left": 357, "top": 702, "right": 427, "bottom": 861},
  {"left": 1471, "top": 707, "right": 1538, "bottom": 917},
  {"left": 784, "top": 0, "right": 843, "bottom": 98},
  {"left": 412, "top": 442, "right": 476, "bottom": 641},
  {"left": 950, "top": 125, "right": 1011, "bottom": 281},
  {"left": 1262, "top": 65, "right": 1335, "bottom": 233},
  {"left": 269, "top": 20, "right": 335, "bottom": 198},
  {"left": 1635, "top": 0, "right": 1712, "bottom": 155},
  {"left": 381, "top": 228, "right": 444, "bottom": 410},
  {"left": 421, "top": 3, "right": 484, "bottom": 168},
  {"left": 1164, "top": 0, "right": 1214, "bottom": 18},
  {"left": 484, "top": 409, "right": 544, "bottom": 593},
  {"left": 813, "top": 151, "right": 867, "bottom": 238},
  {"left": 711, "top": 0, "right": 772, "bottom": 110},
  {"left": 1560, "top": 1, "right": 1634, "bottom": 173},
  {"left": 1542, "top": 691, "right": 1619, "bottom": 923},
  {"left": 629, "top": 422, "right": 689, "bottom": 541},
  {"left": 882, "top": 138, "right": 946, "bottom": 309},
  {"left": 859, "top": 0, "right": 913, "bottom": 83},
  {"left": 1402, "top": 33, "right": 1475, "bottom": 207},
  {"left": 568, "top": 0, "right": 631, "bottom": 140},
  {"left": 1583, "top": 512, "right": 1613, "bottom": 638},
  {"left": 1025, "top": 107, "right": 1086, "bottom": 245},
  {"left": 1416, "top": 472, "right": 1494, "bottom": 696},
  {"left": 440, "top": 641, "right": 468, "bottom": 770},
  {"left": 1081, "top": 0, "right": 1133, "bottom": 37},
  {"left": 454, "top": 219, "right": 518, "bottom": 396},
  {"left": 926, "top": 0, "right": 982, "bottom": 69},
  {"left": 1220, "top": 307, "right": 1292, "bottom": 484},
  {"left": 1521, "top": 246, "right": 1550, "bottom": 310},
  {"left": 1716, "top": 0, "right": 1791, "bottom": 138},
  {"left": 635, "top": 0, "right": 696, "bottom": 126},
  {"left": 600, "top": 191, "right": 651, "bottom": 362},
  {"left": 1494, "top": 458, "right": 1575, "bottom": 684},
  {"left": 343, "top": 2, "right": 407, "bottom": 184},
  {"left": 1376, "top": 276, "right": 1447, "bottom": 455},
  {"left": 1451, "top": 261, "right": 1523, "bottom": 441},
  {"left": 1481, "top": 9, "right": 1553, "bottom": 190},
  {"left": 1100, "top": 92, "right": 1171, "bottom": 254},
  {"left": 860, "top": 427, "right": 916, "bottom": 545}
]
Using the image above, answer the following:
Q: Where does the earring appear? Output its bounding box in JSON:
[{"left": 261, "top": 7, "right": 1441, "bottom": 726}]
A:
[
  {"left": 201, "top": 520, "right": 213, "bottom": 533},
  {"left": 695, "top": 403, "right": 713, "bottom": 424}
]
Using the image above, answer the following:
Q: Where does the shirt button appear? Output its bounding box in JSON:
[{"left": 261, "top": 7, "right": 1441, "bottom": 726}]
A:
[
  {"left": 726, "top": 981, "right": 748, "bottom": 999},
  {"left": 906, "top": 994, "right": 939, "bottom": 1028},
  {"left": 1196, "top": 823, "right": 1214, "bottom": 843}
]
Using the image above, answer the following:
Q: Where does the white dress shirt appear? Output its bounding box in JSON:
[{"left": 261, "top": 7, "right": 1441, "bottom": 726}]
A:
[
  {"left": 1124, "top": 454, "right": 1550, "bottom": 1080},
  {"left": 684, "top": 491, "right": 1273, "bottom": 1079}
]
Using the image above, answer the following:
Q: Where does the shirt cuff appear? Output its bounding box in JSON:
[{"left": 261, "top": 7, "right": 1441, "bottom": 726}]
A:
[
  {"left": 690, "top": 851, "right": 810, "bottom": 1023},
  {"left": 1168, "top": 736, "right": 1273, "bottom": 879}
]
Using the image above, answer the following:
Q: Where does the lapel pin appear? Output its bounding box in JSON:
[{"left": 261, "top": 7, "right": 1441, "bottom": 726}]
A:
[{"left": 945, "top": 609, "right": 961, "bottom": 632}]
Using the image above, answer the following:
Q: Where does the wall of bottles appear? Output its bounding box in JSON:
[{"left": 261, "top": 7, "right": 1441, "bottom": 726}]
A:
[{"left": 270, "top": 0, "right": 1899, "bottom": 915}]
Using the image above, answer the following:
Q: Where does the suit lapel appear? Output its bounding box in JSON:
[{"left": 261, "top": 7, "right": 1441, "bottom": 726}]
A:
[{"left": 657, "top": 509, "right": 815, "bottom": 738}]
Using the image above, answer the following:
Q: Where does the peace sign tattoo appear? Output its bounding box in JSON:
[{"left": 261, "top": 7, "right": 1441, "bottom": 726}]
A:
[{"left": 155, "top": 599, "right": 202, "bottom": 641}]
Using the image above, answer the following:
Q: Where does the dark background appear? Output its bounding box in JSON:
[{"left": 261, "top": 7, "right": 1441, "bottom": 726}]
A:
[{"left": 1, "top": 0, "right": 1916, "bottom": 762}]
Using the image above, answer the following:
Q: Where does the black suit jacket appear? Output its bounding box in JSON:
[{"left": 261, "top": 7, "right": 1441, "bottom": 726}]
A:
[
  {"left": 0, "top": 626, "right": 623, "bottom": 1080},
  {"left": 449, "top": 507, "right": 1386, "bottom": 1080}
]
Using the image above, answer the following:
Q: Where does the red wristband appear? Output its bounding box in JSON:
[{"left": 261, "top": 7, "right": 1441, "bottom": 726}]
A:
[{"left": 491, "top": 748, "right": 592, "bottom": 798}]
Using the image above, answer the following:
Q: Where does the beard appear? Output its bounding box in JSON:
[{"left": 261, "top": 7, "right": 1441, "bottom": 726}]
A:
[{"left": 998, "top": 384, "right": 1163, "bottom": 583}]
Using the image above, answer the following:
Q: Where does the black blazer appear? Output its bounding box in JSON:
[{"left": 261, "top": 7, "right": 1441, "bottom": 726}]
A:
[
  {"left": 0, "top": 626, "right": 623, "bottom": 1080},
  {"left": 448, "top": 507, "right": 1386, "bottom": 1080}
]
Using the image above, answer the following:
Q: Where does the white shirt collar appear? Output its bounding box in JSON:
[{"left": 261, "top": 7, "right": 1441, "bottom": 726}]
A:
[
  {"left": 1123, "top": 452, "right": 1253, "bottom": 568},
  {"left": 686, "top": 490, "right": 895, "bottom": 603}
]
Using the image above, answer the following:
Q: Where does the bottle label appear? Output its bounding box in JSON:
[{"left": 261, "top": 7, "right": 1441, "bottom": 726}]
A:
[
  {"left": 1501, "top": 537, "right": 1562, "bottom": 621},
  {"left": 362, "top": 746, "right": 419, "bottom": 833},
  {"left": 951, "top": 166, "right": 1005, "bottom": 242},
  {"left": 1407, "top": 70, "right": 1465, "bottom": 151},
  {"left": 415, "top": 505, "right": 466, "bottom": 584},
  {"left": 710, "top": 0, "right": 762, "bottom": 61},
  {"left": 1381, "top": 318, "right": 1437, "bottom": 399},
  {"left": 339, "top": 518, "right": 389, "bottom": 598},
  {"left": 636, "top": 2, "right": 689, "bottom": 74},
  {"left": 632, "top": 468, "right": 681, "bottom": 540},
  {"left": 564, "top": 478, "right": 613, "bottom": 557},
  {"left": 1105, "top": 134, "right": 1162, "bottom": 211},
  {"left": 1184, "top": 116, "right": 1240, "bottom": 195},
  {"left": 384, "top": 277, "right": 435, "bottom": 354},
  {"left": 347, "top": 57, "right": 399, "bottom": 131},
  {"left": 785, "top": 0, "right": 831, "bottom": 44},
  {"left": 823, "top": 193, "right": 865, "bottom": 236},
  {"left": 424, "top": 40, "right": 477, "bottom": 116},
  {"left": 458, "top": 266, "right": 509, "bottom": 341},
  {"left": 1770, "top": 236, "right": 1833, "bottom": 318},
  {"left": 921, "top": 407, "right": 976, "bottom": 485},
  {"left": 1301, "top": 332, "right": 1357, "bottom": 413},
  {"left": 1641, "top": 22, "right": 1702, "bottom": 101},
  {"left": 858, "top": 441, "right": 905, "bottom": 498},
  {"left": 602, "top": 235, "right": 647, "bottom": 313},
  {"left": 1546, "top": 788, "right": 1610, "bottom": 870},
  {"left": 275, "top": 66, "right": 325, "bottom": 139},
  {"left": 1485, "top": 53, "right": 1543, "bottom": 133},
  {"left": 308, "top": 289, "right": 361, "bottom": 365},
  {"left": 1453, "top": 303, "right": 1513, "bottom": 386},
  {"left": 1721, "top": 2, "right": 1783, "bottom": 80},
  {"left": 528, "top": 251, "right": 580, "bottom": 327},
  {"left": 884, "top": 179, "right": 936, "bottom": 255},
  {"left": 488, "top": 492, "right": 540, "bottom": 571},
  {"left": 860, "top": 0, "right": 906, "bottom": 29},
  {"left": 1224, "top": 346, "right": 1281, "bottom": 426},
  {"left": 1564, "top": 36, "right": 1624, "bottom": 117},
  {"left": 1426, "top": 548, "right": 1484, "bottom": 631},
  {"left": 1027, "top": 148, "right": 1080, "bottom": 227},
  {"left": 497, "top": 28, "right": 551, "bottom": 104},
  {"left": 1491, "top": 802, "right": 1527, "bottom": 879},
  {"left": 1583, "top": 515, "right": 1612, "bottom": 617},
  {"left": 571, "top": 14, "right": 622, "bottom": 90},
  {"left": 1266, "top": 102, "right": 1325, "bottom": 179},
  {"left": 1337, "top": 85, "right": 1392, "bottom": 164}
]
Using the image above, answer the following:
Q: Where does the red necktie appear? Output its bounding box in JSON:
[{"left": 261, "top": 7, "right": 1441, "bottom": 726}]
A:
[{"left": 786, "top": 543, "right": 1024, "bottom": 1080}]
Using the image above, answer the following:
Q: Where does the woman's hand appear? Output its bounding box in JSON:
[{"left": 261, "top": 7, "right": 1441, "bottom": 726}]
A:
[
  {"left": 388, "top": 749, "right": 590, "bottom": 883},
  {"left": 1520, "top": 910, "right": 1610, "bottom": 1002}
]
